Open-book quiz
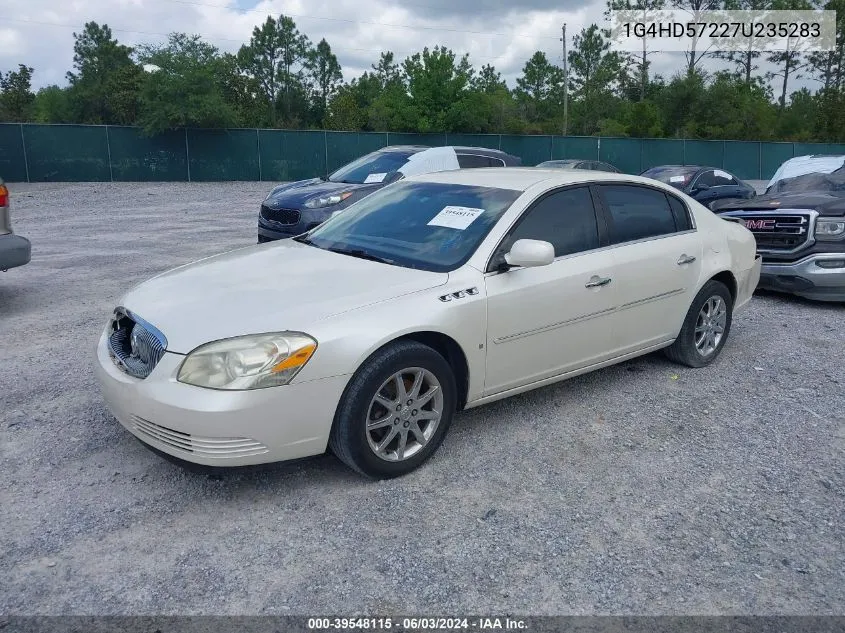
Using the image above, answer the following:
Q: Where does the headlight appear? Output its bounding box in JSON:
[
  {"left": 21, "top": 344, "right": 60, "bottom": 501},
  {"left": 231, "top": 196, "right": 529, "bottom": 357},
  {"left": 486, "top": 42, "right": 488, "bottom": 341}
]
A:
[
  {"left": 815, "top": 218, "right": 845, "bottom": 240},
  {"left": 177, "top": 332, "right": 317, "bottom": 390},
  {"left": 304, "top": 192, "right": 353, "bottom": 209}
]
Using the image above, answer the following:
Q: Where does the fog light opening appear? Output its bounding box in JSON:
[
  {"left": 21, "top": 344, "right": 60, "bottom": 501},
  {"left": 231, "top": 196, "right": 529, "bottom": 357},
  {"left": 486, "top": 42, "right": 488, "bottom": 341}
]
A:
[{"left": 816, "top": 259, "right": 845, "bottom": 269}]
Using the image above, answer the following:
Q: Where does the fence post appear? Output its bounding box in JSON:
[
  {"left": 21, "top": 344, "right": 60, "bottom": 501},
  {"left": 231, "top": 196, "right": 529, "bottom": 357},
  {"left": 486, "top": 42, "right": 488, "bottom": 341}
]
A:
[
  {"left": 324, "top": 130, "right": 329, "bottom": 178},
  {"left": 185, "top": 128, "right": 191, "bottom": 182},
  {"left": 105, "top": 126, "right": 114, "bottom": 182},
  {"left": 256, "top": 128, "right": 262, "bottom": 182},
  {"left": 758, "top": 143, "right": 762, "bottom": 180},
  {"left": 682, "top": 138, "right": 686, "bottom": 165},
  {"left": 19, "top": 123, "right": 30, "bottom": 183}
]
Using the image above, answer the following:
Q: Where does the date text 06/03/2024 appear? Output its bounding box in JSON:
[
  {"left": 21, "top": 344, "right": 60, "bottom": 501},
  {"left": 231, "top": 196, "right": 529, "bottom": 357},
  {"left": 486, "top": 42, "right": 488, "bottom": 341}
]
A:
[{"left": 306, "top": 617, "right": 529, "bottom": 630}]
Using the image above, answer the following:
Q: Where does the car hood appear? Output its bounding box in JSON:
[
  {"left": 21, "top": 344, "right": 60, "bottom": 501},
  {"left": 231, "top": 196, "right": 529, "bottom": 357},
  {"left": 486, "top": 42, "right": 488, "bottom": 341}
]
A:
[
  {"left": 120, "top": 241, "right": 448, "bottom": 353},
  {"left": 714, "top": 191, "right": 845, "bottom": 216},
  {"left": 265, "top": 179, "right": 381, "bottom": 208}
]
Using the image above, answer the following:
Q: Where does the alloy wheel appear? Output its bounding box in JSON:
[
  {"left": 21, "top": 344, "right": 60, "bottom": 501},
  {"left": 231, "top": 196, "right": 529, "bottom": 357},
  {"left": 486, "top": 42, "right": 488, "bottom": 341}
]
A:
[{"left": 366, "top": 367, "right": 444, "bottom": 462}]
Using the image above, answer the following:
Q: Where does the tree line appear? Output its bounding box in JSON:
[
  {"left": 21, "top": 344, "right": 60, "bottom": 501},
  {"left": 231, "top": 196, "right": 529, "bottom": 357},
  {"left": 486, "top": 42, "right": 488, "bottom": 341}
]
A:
[{"left": 0, "top": 0, "right": 843, "bottom": 142}]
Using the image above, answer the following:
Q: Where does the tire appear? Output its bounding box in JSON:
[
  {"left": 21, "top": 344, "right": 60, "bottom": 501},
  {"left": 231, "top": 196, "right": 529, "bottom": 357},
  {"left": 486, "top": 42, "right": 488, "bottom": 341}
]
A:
[
  {"left": 329, "top": 340, "right": 457, "bottom": 479},
  {"left": 664, "top": 280, "right": 733, "bottom": 368}
]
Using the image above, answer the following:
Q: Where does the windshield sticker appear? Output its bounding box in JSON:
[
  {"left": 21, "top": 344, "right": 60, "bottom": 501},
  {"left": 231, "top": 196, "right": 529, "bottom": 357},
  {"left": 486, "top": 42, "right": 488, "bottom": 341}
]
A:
[
  {"left": 364, "top": 172, "right": 387, "bottom": 184},
  {"left": 669, "top": 175, "right": 687, "bottom": 183},
  {"left": 427, "top": 206, "right": 485, "bottom": 230},
  {"left": 714, "top": 170, "right": 731, "bottom": 179}
]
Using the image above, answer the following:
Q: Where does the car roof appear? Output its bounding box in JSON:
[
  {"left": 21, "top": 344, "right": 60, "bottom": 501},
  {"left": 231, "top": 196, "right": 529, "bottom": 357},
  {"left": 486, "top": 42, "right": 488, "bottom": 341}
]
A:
[
  {"left": 449, "top": 145, "right": 517, "bottom": 158},
  {"left": 406, "top": 167, "right": 654, "bottom": 191},
  {"left": 379, "top": 145, "right": 430, "bottom": 153},
  {"left": 644, "top": 164, "right": 707, "bottom": 170},
  {"left": 379, "top": 145, "right": 514, "bottom": 158},
  {"left": 786, "top": 154, "right": 845, "bottom": 160}
]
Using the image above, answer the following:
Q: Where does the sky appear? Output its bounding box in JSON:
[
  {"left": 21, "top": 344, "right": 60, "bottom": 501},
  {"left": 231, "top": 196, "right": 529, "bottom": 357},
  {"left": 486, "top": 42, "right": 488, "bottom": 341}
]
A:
[{"left": 0, "top": 0, "right": 815, "bottom": 95}]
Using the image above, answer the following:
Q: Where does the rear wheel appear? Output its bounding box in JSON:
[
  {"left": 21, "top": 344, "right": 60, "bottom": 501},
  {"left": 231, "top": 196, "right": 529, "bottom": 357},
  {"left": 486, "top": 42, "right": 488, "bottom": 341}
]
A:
[
  {"left": 665, "top": 280, "right": 733, "bottom": 368},
  {"left": 329, "top": 340, "right": 456, "bottom": 478}
]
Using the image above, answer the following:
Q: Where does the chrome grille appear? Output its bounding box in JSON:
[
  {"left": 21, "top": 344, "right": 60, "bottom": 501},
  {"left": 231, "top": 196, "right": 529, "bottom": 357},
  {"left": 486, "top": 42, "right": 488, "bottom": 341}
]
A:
[
  {"left": 720, "top": 211, "right": 813, "bottom": 253},
  {"left": 260, "top": 205, "right": 301, "bottom": 225},
  {"left": 132, "top": 416, "right": 269, "bottom": 458},
  {"left": 107, "top": 309, "right": 166, "bottom": 379}
]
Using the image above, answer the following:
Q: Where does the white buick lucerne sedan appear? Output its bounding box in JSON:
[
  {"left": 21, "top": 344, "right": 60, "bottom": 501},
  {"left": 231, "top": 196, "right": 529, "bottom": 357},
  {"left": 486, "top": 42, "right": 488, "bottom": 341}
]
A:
[{"left": 96, "top": 168, "right": 762, "bottom": 478}]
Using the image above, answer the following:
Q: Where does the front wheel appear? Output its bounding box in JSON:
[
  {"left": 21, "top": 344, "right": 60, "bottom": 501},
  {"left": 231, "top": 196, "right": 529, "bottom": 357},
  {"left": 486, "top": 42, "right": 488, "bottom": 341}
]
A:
[
  {"left": 329, "top": 340, "right": 457, "bottom": 478},
  {"left": 665, "top": 280, "right": 733, "bottom": 368}
]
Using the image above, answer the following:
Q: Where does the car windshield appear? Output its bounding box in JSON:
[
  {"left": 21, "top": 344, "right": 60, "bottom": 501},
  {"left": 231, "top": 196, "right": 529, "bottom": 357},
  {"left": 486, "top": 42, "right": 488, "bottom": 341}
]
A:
[
  {"left": 767, "top": 168, "right": 845, "bottom": 194},
  {"left": 641, "top": 166, "right": 698, "bottom": 189},
  {"left": 300, "top": 181, "right": 522, "bottom": 272},
  {"left": 328, "top": 150, "right": 416, "bottom": 184}
]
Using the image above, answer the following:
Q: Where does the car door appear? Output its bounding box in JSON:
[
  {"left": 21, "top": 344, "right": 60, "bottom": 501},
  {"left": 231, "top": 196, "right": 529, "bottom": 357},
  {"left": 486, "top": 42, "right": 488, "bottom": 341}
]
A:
[
  {"left": 596, "top": 184, "right": 703, "bottom": 352},
  {"left": 692, "top": 169, "right": 744, "bottom": 204},
  {"left": 483, "top": 186, "right": 618, "bottom": 396},
  {"left": 689, "top": 170, "right": 718, "bottom": 202}
]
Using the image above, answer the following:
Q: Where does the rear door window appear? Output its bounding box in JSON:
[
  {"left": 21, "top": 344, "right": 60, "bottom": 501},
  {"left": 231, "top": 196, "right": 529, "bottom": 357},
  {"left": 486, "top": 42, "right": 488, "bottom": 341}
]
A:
[
  {"left": 600, "top": 185, "right": 679, "bottom": 244},
  {"left": 458, "top": 154, "right": 497, "bottom": 168}
]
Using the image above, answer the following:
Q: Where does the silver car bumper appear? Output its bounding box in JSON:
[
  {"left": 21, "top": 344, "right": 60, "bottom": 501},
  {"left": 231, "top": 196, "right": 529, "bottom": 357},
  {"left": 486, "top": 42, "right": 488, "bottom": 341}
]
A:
[{"left": 758, "top": 253, "right": 845, "bottom": 302}]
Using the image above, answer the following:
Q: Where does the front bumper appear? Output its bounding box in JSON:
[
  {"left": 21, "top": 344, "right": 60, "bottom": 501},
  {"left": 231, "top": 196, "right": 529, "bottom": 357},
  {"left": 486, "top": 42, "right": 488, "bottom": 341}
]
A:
[
  {"left": 95, "top": 329, "right": 351, "bottom": 466},
  {"left": 0, "top": 233, "right": 31, "bottom": 270},
  {"left": 258, "top": 209, "right": 332, "bottom": 242},
  {"left": 258, "top": 219, "right": 309, "bottom": 242},
  {"left": 757, "top": 253, "right": 845, "bottom": 302}
]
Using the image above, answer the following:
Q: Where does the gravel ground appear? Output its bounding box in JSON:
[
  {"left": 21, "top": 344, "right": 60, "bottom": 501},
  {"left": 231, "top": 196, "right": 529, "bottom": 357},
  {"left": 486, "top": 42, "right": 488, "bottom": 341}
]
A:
[{"left": 1, "top": 181, "right": 843, "bottom": 616}]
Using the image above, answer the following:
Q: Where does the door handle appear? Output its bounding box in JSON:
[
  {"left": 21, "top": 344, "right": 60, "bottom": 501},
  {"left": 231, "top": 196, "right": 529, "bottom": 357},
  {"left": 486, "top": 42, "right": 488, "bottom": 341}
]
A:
[
  {"left": 677, "top": 254, "right": 697, "bottom": 265},
  {"left": 585, "top": 275, "right": 612, "bottom": 288}
]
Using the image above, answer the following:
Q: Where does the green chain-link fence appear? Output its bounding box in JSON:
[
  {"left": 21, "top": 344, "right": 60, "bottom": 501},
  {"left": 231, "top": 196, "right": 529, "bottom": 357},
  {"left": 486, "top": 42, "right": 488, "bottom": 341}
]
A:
[{"left": 2, "top": 123, "right": 844, "bottom": 183}]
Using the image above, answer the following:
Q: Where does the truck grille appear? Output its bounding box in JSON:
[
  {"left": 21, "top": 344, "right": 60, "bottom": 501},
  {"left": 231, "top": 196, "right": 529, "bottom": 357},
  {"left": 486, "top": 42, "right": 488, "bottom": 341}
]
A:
[
  {"left": 107, "top": 309, "right": 167, "bottom": 379},
  {"left": 260, "top": 205, "right": 301, "bottom": 225},
  {"left": 720, "top": 211, "right": 812, "bottom": 252}
]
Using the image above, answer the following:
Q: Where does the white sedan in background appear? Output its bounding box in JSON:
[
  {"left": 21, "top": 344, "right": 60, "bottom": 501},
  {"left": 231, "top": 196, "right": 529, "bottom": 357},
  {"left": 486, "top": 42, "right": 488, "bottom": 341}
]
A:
[{"left": 96, "top": 169, "right": 762, "bottom": 478}]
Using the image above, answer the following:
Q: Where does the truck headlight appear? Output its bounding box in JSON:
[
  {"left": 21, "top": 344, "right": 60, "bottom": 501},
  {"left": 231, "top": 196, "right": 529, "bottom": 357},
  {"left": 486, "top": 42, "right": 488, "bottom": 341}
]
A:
[
  {"left": 177, "top": 332, "right": 317, "bottom": 390},
  {"left": 815, "top": 218, "right": 845, "bottom": 240},
  {"left": 304, "top": 192, "right": 353, "bottom": 209}
]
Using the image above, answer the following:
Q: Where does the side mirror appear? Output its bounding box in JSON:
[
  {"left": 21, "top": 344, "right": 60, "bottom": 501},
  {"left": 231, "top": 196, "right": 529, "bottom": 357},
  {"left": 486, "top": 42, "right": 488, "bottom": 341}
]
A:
[
  {"left": 504, "top": 239, "right": 555, "bottom": 268},
  {"left": 694, "top": 182, "right": 711, "bottom": 191}
]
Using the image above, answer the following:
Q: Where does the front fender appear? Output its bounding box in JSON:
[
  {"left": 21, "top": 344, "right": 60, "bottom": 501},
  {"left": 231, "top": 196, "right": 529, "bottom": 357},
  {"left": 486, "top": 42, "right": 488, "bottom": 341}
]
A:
[{"left": 292, "top": 270, "right": 487, "bottom": 404}]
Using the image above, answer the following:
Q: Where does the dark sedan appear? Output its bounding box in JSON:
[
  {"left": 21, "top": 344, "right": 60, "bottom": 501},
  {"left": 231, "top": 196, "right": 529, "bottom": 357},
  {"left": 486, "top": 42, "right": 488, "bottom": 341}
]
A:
[
  {"left": 258, "top": 145, "right": 521, "bottom": 242},
  {"left": 536, "top": 159, "right": 621, "bottom": 173},
  {"left": 640, "top": 165, "right": 756, "bottom": 208}
]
